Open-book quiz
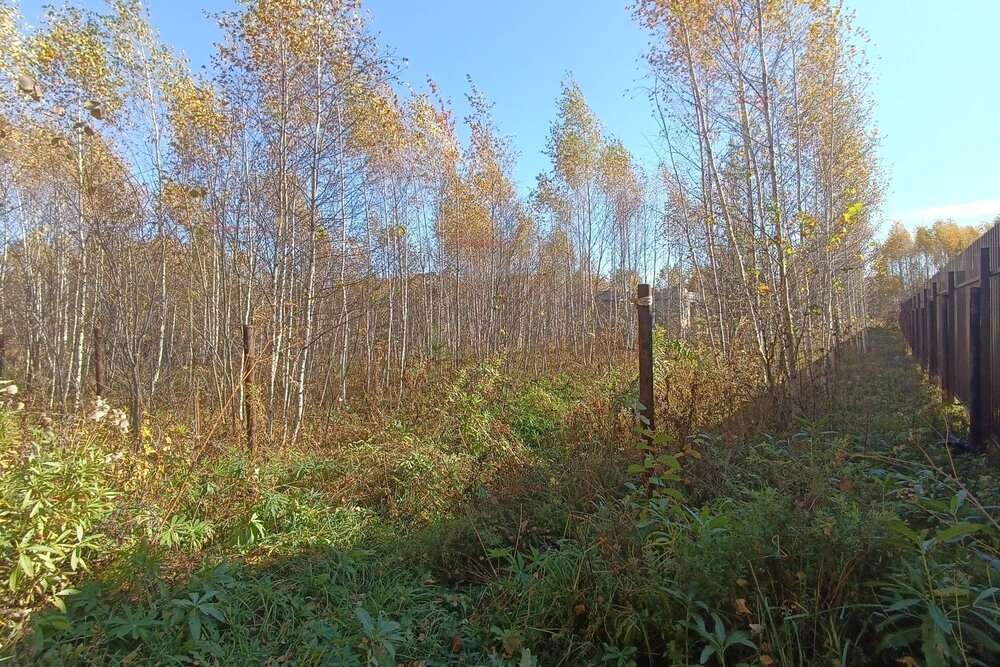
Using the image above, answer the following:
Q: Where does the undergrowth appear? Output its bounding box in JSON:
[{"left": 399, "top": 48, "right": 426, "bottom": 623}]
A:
[{"left": 1, "top": 328, "right": 998, "bottom": 666}]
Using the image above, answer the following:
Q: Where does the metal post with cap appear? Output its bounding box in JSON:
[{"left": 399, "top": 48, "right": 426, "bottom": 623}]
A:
[
  {"left": 636, "top": 283, "right": 655, "bottom": 438},
  {"left": 94, "top": 326, "right": 107, "bottom": 398},
  {"left": 243, "top": 323, "right": 257, "bottom": 456}
]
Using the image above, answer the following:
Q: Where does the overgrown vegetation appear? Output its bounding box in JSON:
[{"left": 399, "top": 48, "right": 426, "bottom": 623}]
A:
[
  {"left": 1, "top": 0, "right": 996, "bottom": 663},
  {"left": 2, "top": 328, "right": 997, "bottom": 666}
]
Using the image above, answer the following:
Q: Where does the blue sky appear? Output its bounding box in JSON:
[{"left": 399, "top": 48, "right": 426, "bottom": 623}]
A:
[
  {"left": 16, "top": 0, "right": 1000, "bottom": 233},
  {"left": 847, "top": 0, "right": 1000, "bottom": 230}
]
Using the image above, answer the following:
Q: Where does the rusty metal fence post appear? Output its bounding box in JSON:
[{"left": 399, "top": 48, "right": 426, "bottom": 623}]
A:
[
  {"left": 636, "top": 284, "right": 654, "bottom": 438},
  {"left": 242, "top": 324, "right": 258, "bottom": 455},
  {"left": 94, "top": 326, "right": 107, "bottom": 398}
]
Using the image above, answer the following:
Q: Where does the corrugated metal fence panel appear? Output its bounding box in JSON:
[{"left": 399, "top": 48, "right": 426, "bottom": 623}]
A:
[
  {"left": 993, "top": 267, "right": 1000, "bottom": 433},
  {"left": 901, "top": 223, "right": 999, "bottom": 448},
  {"left": 955, "top": 285, "right": 971, "bottom": 403}
]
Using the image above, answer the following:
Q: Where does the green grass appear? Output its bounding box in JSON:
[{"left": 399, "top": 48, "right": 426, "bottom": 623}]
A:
[{"left": 1, "top": 328, "right": 998, "bottom": 666}]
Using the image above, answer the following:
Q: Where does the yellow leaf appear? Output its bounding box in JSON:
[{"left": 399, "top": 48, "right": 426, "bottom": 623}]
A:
[
  {"left": 758, "top": 284, "right": 771, "bottom": 295},
  {"left": 761, "top": 655, "right": 775, "bottom": 666}
]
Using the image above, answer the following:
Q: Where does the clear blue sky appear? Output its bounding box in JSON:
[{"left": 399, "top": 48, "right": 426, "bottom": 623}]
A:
[{"left": 16, "top": 0, "right": 1000, "bottom": 233}]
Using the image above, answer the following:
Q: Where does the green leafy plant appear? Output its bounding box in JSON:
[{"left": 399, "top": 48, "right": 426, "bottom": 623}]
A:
[
  {"left": 683, "top": 612, "right": 756, "bottom": 666},
  {"left": 601, "top": 641, "right": 638, "bottom": 666},
  {"left": 1, "top": 436, "right": 117, "bottom": 612},
  {"left": 355, "top": 607, "right": 404, "bottom": 667},
  {"left": 166, "top": 565, "right": 233, "bottom": 643},
  {"left": 874, "top": 518, "right": 1000, "bottom": 666}
]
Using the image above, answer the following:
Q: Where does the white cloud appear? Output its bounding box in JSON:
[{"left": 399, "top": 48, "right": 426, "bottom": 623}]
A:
[{"left": 891, "top": 199, "right": 1000, "bottom": 225}]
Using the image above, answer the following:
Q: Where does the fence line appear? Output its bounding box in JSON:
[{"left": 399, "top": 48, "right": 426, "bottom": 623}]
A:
[{"left": 900, "top": 224, "right": 998, "bottom": 452}]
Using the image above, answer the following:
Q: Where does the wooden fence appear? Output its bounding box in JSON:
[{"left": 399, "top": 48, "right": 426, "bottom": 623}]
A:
[{"left": 900, "top": 224, "right": 999, "bottom": 451}]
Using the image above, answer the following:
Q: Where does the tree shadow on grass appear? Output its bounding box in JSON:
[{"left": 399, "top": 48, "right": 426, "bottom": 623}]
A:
[
  {"left": 692, "top": 327, "right": 952, "bottom": 446},
  {"left": 14, "top": 419, "right": 626, "bottom": 665}
]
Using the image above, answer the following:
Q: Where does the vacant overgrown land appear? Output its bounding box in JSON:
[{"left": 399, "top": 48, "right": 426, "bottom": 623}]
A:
[{"left": 1, "top": 327, "right": 997, "bottom": 665}]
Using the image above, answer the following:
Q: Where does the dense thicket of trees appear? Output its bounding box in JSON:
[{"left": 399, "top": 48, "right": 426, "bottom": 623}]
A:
[
  {"left": 638, "top": 0, "right": 885, "bottom": 401},
  {"left": 0, "top": 0, "right": 665, "bottom": 441},
  {"left": 0, "top": 0, "right": 977, "bottom": 440}
]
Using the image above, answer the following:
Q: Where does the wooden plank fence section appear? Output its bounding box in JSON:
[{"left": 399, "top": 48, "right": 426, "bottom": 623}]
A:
[{"left": 900, "top": 224, "right": 999, "bottom": 452}]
